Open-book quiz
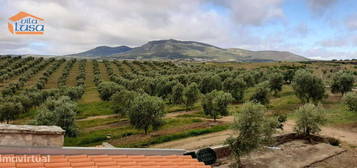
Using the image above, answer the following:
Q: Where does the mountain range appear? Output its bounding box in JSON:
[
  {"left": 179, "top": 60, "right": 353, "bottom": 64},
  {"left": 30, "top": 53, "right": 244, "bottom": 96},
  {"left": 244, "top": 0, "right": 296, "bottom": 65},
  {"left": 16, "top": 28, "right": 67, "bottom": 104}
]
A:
[{"left": 67, "top": 39, "right": 309, "bottom": 62}]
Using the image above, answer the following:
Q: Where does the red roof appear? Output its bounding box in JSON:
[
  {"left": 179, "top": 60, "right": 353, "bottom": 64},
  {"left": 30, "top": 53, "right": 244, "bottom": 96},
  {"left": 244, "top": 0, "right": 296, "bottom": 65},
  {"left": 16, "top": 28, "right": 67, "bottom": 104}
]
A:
[
  {"left": 9, "top": 11, "right": 44, "bottom": 22},
  {"left": 0, "top": 154, "right": 210, "bottom": 168}
]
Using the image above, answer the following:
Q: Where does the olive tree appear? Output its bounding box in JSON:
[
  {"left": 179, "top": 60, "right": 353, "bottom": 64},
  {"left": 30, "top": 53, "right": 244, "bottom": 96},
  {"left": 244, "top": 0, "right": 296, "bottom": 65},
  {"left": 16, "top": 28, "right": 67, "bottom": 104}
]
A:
[
  {"left": 97, "top": 81, "right": 124, "bottom": 101},
  {"left": 170, "top": 83, "right": 184, "bottom": 104},
  {"left": 128, "top": 94, "right": 165, "bottom": 134},
  {"left": 268, "top": 72, "right": 284, "bottom": 96},
  {"left": 34, "top": 96, "right": 78, "bottom": 137},
  {"left": 199, "top": 75, "right": 222, "bottom": 94},
  {"left": 183, "top": 82, "right": 200, "bottom": 111},
  {"left": 226, "top": 102, "right": 278, "bottom": 167},
  {"left": 0, "top": 101, "right": 23, "bottom": 123},
  {"left": 223, "top": 77, "right": 246, "bottom": 102},
  {"left": 331, "top": 72, "right": 354, "bottom": 96},
  {"left": 343, "top": 92, "right": 357, "bottom": 112},
  {"left": 250, "top": 82, "right": 270, "bottom": 105},
  {"left": 111, "top": 89, "right": 138, "bottom": 116},
  {"left": 202, "top": 90, "right": 233, "bottom": 121},
  {"left": 292, "top": 70, "right": 325, "bottom": 103},
  {"left": 283, "top": 69, "right": 295, "bottom": 84},
  {"left": 294, "top": 103, "right": 325, "bottom": 137}
]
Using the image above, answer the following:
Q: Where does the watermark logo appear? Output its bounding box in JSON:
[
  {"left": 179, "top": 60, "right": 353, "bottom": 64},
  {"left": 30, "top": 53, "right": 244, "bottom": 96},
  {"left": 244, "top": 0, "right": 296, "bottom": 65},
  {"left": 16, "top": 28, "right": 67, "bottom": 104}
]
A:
[
  {"left": 0, "top": 155, "right": 50, "bottom": 163},
  {"left": 8, "top": 11, "right": 45, "bottom": 35}
]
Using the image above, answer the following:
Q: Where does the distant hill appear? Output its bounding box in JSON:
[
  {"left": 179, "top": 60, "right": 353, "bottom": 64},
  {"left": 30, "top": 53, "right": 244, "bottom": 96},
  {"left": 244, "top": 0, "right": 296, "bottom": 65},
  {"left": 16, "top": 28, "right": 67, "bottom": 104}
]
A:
[
  {"left": 68, "top": 46, "right": 132, "bottom": 58},
  {"left": 67, "top": 39, "right": 309, "bottom": 62}
]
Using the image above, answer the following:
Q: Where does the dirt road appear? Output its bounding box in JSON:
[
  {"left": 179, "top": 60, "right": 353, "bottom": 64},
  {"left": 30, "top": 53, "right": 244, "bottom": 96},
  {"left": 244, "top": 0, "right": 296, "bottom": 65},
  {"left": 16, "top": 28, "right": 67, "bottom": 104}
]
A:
[{"left": 151, "top": 117, "right": 357, "bottom": 150}]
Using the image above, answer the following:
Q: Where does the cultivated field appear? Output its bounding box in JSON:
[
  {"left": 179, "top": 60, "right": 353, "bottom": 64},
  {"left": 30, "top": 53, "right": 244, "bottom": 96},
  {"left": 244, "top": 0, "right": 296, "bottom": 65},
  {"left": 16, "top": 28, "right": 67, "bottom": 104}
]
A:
[{"left": 0, "top": 56, "right": 356, "bottom": 153}]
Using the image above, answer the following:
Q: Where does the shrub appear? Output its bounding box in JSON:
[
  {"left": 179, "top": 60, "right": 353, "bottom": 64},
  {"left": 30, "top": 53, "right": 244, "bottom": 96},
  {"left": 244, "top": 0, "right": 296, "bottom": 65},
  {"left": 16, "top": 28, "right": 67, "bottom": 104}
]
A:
[{"left": 343, "top": 92, "right": 357, "bottom": 112}]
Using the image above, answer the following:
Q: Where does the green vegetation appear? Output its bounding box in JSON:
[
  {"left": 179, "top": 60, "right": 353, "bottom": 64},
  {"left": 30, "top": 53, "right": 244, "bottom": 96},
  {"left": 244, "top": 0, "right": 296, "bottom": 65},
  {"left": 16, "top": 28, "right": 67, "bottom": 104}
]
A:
[
  {"left": 202, "top": 90, "right": 233, "bottom": 121},
  {"left": 343, "top": 92, "right": 357, "bottom": 112},
  {"left": 250, "top": 82, "right": 270, "bottom": 105},
  {"left": 183, "top": 82, "right": 201, "bottom": 111},
  {"left": 1, "top": 56, "right": 355, "bottom": 149},
  {"left": 118, "top": 124, "right": 229, "bottom": 148},
  {"left": 35, "top": 96, "right": 78, "bottom": 137},
  {"left": 223, "top": 77, "right": 246, "bottom": 102},
  {"left": 226, "top": 102, "right": 279, "bottom": 166},
  {"left": 292, "top": 69, "right": 325, "bottom": 103},
  {"left": 294, "top": 104, "right": 326, "bottom": 136},
  {"left": 128, "top": 94, "right": 165, "bottom": 134},
  {"left": 331, "top": 71, "right": 355, "bottom": 95},
  {"left": 268, "top": 72, "right": 284, "bottom": 95},
  {"left": 77, "top": 101, "right": 113, "bottom": 119}
]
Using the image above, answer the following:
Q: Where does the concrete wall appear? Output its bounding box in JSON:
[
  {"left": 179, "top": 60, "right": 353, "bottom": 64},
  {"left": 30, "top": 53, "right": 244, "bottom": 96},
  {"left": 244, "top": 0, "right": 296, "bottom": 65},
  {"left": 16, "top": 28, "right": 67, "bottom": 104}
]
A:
[{"left": 0, "top": 124, "right": 64, "bottom": 147}]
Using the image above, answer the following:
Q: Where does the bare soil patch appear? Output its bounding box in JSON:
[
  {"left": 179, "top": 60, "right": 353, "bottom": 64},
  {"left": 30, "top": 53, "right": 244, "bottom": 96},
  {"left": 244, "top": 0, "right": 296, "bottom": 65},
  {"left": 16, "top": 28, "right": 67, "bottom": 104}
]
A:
[{"left": 216, "top": 140, "right": 346, "bottom": 168}]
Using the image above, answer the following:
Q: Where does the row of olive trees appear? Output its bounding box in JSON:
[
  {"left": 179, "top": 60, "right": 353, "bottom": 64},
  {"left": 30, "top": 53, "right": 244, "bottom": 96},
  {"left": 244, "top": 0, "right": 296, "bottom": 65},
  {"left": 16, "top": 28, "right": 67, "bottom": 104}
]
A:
[
  {"left": 1, "top": 58, "right": 53, "bottom": 96},
  {"left": 0, "top": 57, "right": 35, "bottom": 82},
  {"left": 76, "top": 59, "right": 86, "bottom": 86},
  {"left": 0, "top": 86, "right": 84, "bottom": 125},
  {"left": 248, "top": 69, "right": 354, "bottom": 106},
  {"left": 93, "top": 60, "right": 102, "bottom": 86},
  {"left": 58, "top": 59, "right": 76, "bottom": 87},
  {"left": 0, "top": 56, "right": 20, "bottom": 70},
  {"left": 35, "top": 59, "right": 65, "bottom": 89}
]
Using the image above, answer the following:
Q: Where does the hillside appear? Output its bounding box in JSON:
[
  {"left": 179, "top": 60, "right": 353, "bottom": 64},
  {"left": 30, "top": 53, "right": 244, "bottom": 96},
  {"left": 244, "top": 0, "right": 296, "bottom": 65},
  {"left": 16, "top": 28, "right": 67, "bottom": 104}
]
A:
[
  {"left": 69, "top": 39, "right": 309, "bottom": 62},
  {"left": 68, "top": 46, "right": 132, "bottom": 58}
]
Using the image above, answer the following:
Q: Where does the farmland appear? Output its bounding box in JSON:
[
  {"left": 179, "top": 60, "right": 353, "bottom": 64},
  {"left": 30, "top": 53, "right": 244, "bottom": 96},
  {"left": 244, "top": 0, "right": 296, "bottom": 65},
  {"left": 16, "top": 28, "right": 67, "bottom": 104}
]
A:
[{"left": 0, "top": 55, "right": 356, "bottom": 149}]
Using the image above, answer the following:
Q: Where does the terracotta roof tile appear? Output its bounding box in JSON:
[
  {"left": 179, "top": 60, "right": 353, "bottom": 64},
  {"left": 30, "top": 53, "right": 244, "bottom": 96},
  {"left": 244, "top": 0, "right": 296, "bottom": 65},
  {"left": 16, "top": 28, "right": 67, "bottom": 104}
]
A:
[{"left": 0, "top": 154, "right": 210, "bottom": 168}]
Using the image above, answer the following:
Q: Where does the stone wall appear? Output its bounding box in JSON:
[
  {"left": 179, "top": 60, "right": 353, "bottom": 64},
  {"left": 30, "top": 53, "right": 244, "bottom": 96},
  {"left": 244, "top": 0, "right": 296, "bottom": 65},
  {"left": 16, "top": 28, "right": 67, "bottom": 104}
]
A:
[{"left": 0, "top": 124, "right": 64, "bottom": 147}]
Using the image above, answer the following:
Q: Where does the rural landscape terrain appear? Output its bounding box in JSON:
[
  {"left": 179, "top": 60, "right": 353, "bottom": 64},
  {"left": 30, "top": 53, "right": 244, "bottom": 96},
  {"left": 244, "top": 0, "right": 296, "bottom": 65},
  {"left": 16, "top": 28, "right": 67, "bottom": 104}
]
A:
[
  {"left": 0, "top": 50, "right": 356, "bottom": 167},
  {"left": 2, "top": 0, "right": 357, "bottom": 167}
]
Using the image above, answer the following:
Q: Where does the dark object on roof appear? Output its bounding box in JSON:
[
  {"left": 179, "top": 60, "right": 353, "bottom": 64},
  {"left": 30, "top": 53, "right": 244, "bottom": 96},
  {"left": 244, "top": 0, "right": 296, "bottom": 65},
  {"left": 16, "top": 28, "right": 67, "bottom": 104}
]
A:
[{"left": 196, "top": 147, "right": 217, "bottom": 165}]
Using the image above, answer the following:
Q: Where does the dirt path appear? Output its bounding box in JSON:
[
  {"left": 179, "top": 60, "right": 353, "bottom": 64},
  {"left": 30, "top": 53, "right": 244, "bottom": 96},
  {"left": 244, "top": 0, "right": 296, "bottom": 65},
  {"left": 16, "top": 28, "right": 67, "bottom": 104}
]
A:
[
  {"left": 282, "top": 120, "right": 357, "bottom": 146},
  {"left": 77, "top": 114, "right": 118, "bottom": 121},
  {"left": 77, "top": 109, "right": 199, "bottom": 121},
  {"left": 79, "top": 60, "right": 101, "bottom": 103},
  {"left": 165, "top": 110, "right": 199, "bottom": 118},
  {"left": 150, "top": 130, "right": 233, "bottom": 150},
  {"left": 151, "top": 118, "right": 357, "bottom": 150}
]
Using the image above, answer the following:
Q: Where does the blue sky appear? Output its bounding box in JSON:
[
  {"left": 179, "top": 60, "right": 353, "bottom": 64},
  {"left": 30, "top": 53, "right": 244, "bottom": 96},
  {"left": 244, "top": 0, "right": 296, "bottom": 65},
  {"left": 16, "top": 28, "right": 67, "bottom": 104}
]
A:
[{"left": 0, "top": 0, "right": 356, "bottom": 60}]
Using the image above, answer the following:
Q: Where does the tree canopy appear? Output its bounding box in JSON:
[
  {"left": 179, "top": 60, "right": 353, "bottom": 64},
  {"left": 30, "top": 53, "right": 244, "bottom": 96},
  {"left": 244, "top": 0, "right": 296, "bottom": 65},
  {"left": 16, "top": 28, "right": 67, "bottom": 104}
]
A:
[
  {"left": 331, "top": 71, "right": 354, "bottom": 95},
  {"left": 202, "top": 90, "right": 233, "bottom": 121},
  {"left": 292, "top": 70, "right": 325, "bottom": 103},
  {"left": 128, "top": 93, "right": 165, "bottom": 134}
]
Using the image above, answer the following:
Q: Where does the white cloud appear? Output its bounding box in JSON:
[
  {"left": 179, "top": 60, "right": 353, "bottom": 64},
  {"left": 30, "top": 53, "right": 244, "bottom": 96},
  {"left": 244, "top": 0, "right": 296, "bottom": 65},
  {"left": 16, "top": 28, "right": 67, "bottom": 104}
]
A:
[
  {"left": 0, "top": 0, "right": 353, "bottom": 60},
  {"left": 211, "top": 0, "right": 284, "bottom": 25},
  {"left": 1, "top": 0, "right": 245, "bottom": 55}
]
